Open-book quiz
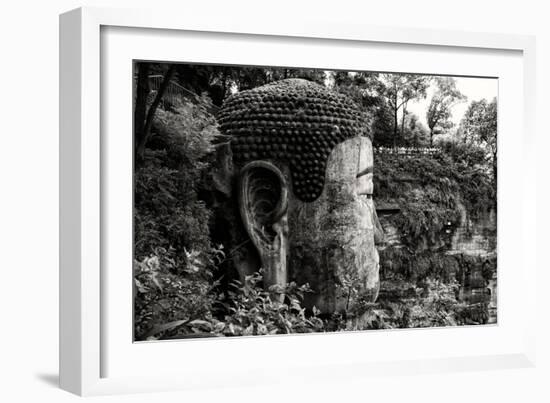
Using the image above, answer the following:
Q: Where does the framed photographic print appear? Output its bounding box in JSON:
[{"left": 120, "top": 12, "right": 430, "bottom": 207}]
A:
[{"left": 60, "top": 6, "right": 537, "bottom": 396}]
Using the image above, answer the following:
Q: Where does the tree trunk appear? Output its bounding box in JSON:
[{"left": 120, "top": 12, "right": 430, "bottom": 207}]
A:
[
  {"left": 393, "top": 106, "right": 398, "bottom": 148},
  {"left": 401, "top": 102, "right": 408, "bottom": 140},
  {"left": 135, "top": 65, "right": 176, "bottom": 163},
  {"left": 134, "top": 63, "right": 150, "bottom": 157},
  {"left": 429, "top": 128, "right": 434, "bottom": 147}
]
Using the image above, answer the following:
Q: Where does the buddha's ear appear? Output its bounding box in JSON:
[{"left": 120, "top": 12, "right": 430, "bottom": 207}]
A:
[{"left": 238, "top": 161, "right": 288, "bottom": 290}]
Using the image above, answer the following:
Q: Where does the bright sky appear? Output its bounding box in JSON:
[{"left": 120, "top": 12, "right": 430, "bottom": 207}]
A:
[{"left": 407, "top": 76, "right": 498, "bottom": 128}]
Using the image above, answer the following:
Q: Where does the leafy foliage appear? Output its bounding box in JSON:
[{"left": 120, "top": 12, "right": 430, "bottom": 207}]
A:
[
  {"left": 134, "top": 247, "right": 223, "bottom": 340},
  {"left": 139, "top": 269, "right": 327, "bottom": 339},
  {"left": 371, "top": 143, "right": 496, "bottom": 328},
  {"left": 375, "top": 154, "right": 459, "bottom": 249},
  {"left": 327, "top": 277, "right": 483, "bottom": 331},
  {"left": 426, "top": 77, "right": 466, "bottom": 145},
  {"left": 134, "top": 98, "right": 225, "bottom": 339},
  {"left": 457, "top": 98, "right": 498, "bottom": 198},
  {"left": 374, "top": 143, "right": 495, "bottom": 249},
  {"left": 459, "top": 98, "right": 498, "bottom": 154},
  {"left": 171, "top": 63, "right": 327, "bottom": 106},
  {"left": 332, "top": 72, "right": 430, "bottom": 147},
  {"left": 134, "top": 97, "right": 219, "bottom": 259},
  {"left": 207, "top": 271, "right": 326, "bottom": 336}
]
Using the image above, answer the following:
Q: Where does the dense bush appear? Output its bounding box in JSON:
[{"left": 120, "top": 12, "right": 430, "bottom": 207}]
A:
[
  {"left": 137, "top": 265, "right": 479, "bottom": 339},
  {"left": 134, "top": 97, "right": 220, "bottom": 260},
  {"left": 205, "top": 271, "right": 326, "bottom": 336},
  {"left": 134, "top": 247, "right": 222, "bottom": 340},
  {"left": 134, "top": 97, "right": 224, "bottom": 339},
  {"left": 375, "top": 154, "right": 459, "bottom": 249},
  {"left": 137, "top": 268, "right": 328, "bottom": 339},
  {"left": 374, "top": 142, "right": 495, "bottom": 250},
  {"left": 439, "top": 140, "right": 496, "bottom": 214},
  {"left": 323, "top": 278, "right": 470, "bottom": 331}
]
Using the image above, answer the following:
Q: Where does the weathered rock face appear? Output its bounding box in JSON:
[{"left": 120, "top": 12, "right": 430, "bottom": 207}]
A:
[
  {"left": 376, "top": 192, "right": 497, "bottom": 324},
  {"left": 448, "top": 204, "right": 496, "bottom": 257},
  {"left": 218, "top": 79, "right": 381, "bottom": 313},
  {"left": 378, "top": 206, "right": 496, "bottom": 257},
  {"left": 287, "top": 137, "right": 380, "bottom": 312}
]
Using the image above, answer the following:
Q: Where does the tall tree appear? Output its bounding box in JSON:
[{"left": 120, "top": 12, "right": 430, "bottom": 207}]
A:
[
  {"left": 459, "top": 98, "right": 498, "bottom": 189},
  {"left": 134, "top": 63, "right": 176, "bottom": 163},
  {"left": 134, "top": 62, "right": 150, "bottom": 157},
  {"left": 377, "top": 74, "right": 430, "bottom": 147},
  {"left": 267, "top": 68, "right": 327, "bottom": 86},
  {"left": 331, "top": 71, "right": 381, "bottom": 109},
  {"left": 426, "top": 77, "right": 466, "bottom": 146},
  {"left": 331, "top": 71, "right": 400, "bottom": 147},
  {"left": 402, "top": 113, "right": 429, "bottom": 147},
  {"left": 176, "top": 65, "right": 328, "bottom": 106}
]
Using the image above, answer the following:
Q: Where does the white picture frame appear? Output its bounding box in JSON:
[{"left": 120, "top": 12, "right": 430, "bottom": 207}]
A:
[{"left": 59, "top": 6, "right": 537, "bottom": 396}]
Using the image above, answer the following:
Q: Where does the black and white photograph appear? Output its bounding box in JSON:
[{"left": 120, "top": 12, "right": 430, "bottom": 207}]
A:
[
  {"left": 4, "top": 0, "right": 550, "bottom": 400},
  {"left": 133, "top": 62, "right": 497, "bottom": 341}
]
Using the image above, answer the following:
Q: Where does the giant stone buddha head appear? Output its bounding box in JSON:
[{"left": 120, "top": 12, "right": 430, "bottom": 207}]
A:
[{"left": 218, "top": 78, "right": 382, "bottom": 313}]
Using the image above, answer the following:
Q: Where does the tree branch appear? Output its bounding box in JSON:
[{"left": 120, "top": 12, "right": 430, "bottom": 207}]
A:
[{"left": 136, "top": 64, "right": 176, "bottom": 163}]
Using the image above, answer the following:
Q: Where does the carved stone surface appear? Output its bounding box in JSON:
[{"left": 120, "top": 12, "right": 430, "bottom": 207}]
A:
[
  {"left": 218, "top": 78, "right": 370, "bottom": 202},
  {"left": 287, "top": 137, "right": 380, "bottom": 311},
  {"left": 219, "top": 79, "right": 380, "bottom": 313}
]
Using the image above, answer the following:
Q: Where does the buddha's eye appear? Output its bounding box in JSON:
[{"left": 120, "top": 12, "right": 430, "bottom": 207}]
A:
[{"left": 356, "top": 167, "right": 373, "bottom": 199}]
